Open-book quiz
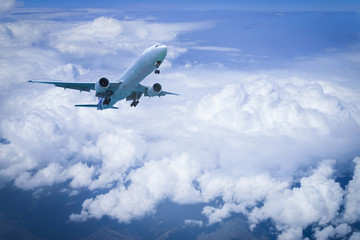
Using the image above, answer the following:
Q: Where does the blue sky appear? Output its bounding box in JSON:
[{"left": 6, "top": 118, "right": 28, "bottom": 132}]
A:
[
  {"left": 18, "top": 0, "right": 360, "bottom": 12},
  {"left": 1, "top": 0, "right": 360, "bottom": 239}
]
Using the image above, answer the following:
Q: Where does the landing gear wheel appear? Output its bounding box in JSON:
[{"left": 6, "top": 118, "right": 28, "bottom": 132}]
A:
[
  {"left": 104, "top": 97, "right": 111, "bottom": 105},
  {"left": 154, "top": 69, "right": 160, "bottom": 74},
  {"left": 131, "top": 100, "right": 139, "bottom": 107}
]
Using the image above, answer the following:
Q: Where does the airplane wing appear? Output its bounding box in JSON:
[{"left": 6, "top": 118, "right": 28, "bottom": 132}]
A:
[
  {"left": 126, "top": 83, "right": 179, "bottom": 101},
  {"left": 28, "top": 80, "right": 120, "bottom": 93},
  {"left": 75, "top": 104, "right": 118, "bottom": 109},
  {"left": 155, "top": 91, "right": 180, "bottom": 97}
]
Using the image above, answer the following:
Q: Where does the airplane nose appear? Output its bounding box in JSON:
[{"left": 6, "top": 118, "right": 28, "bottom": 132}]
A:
[{"left": 156, "top": 45, "right": 167, "bottom": 61}]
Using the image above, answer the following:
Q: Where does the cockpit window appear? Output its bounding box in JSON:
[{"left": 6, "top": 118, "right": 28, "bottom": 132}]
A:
[{"left": 155, "top": 44, "right": 160, "bottom": 48}]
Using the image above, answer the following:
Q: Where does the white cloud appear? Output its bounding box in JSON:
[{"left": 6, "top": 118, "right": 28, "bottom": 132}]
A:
[
  {"left": 67, "top": 162, "right": 95, "bottom": 189},
  {"left": 192, "top": 46, "right": 241, "bottom": 53},
  {"left": 350, "top": 232, "right": 360, "bottom": 240},
  {"left": 184, "top": 219, "right": 203, "bottom": 227},
  {"left": 86, "top": 129, "right": 147, "bottom": 190},
  {"left": 248, "top": 160, "right": 343, "bottom": 238},
  {"left": 335, "top": 223, "right": 352, "bottom": 237},
  {"left": 70, "top": 153, "right": 203, "bottom": 222},
  {"left": 277, "top": 227, "right": 303, "bottom": 240},
  {"left": 2, "top": 63, "right": 360, "bottom": 235},
  {"left": 14, "top": 163, "right": 67, "bottom": 190},
  {"left": 200, "top": 173, "right": 288, "bottom": 225},
  {"left": 314, "top": 225, "right": 336, "bottom": 240},
  {"left": 51, "top": 17, "right": 212, "bottom": 56},
  {"left": 2, "top": 64, "right": 360, "bottom": 235},
  {"left": 314, "top": 223, "right": 351, "bottom": 240},
  {"left": 195, "top": 79, "right": 358, "bottom": 137},
  {"left": 0, "top": 0, "right": 15, "bottom": 14},
  {"left": 166, "top": 46, "right": 188, "bottom": 59},
  {"left": 343, "top": 157, "right": 360, "bottom": 223}
]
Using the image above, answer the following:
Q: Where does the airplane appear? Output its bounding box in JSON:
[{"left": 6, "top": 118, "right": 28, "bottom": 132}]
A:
[{"left": 28, "top": 44, "right": 178, "bottom": 110}]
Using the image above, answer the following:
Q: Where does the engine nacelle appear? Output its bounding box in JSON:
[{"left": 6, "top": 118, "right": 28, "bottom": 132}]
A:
[
  {"left": 95, "top": 77, "right": 110, "bottom": 93},
  {"left": 147, "top": 83, "right": 162, "bottom": 97}
]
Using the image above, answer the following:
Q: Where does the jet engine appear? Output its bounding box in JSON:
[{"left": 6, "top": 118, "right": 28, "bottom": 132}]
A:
[
  {"left": 95, "top": 77, "right": 110, "bottom": 93},
  {"left": 147, "top": 83, "right": 162, "bottom": 97}
]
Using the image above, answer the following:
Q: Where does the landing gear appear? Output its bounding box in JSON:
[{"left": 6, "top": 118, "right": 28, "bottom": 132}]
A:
[
  {"left": 154, "top": 60, "right": 162, "bottom": 74},
  {"left": 103, "top": 97, "right": 111, "bottom": 105},
  {"left": 131, "top": 100, "right": 139, "bottom": 107}
]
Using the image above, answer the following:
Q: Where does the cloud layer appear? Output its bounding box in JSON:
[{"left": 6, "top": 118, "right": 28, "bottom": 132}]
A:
[
  {"left": 1, "top": 11, "right": 360, "bottom": 239},
  {"left": 0, "top": 0, "right": 15, "bottom": 14}
]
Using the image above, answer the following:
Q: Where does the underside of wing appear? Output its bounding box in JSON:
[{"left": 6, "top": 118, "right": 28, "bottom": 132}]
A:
[
  {"left": 28, "top": 80, "right": 95, "bottom": 92},
  {"left": 28, "top": 80, "right": 120, "bottom": 93},
  {"left": 157, "top": 91, "right": 179, "bottom": 97},
  {"left": 75, "top": 104, "right": 118, "bottom": 109}
]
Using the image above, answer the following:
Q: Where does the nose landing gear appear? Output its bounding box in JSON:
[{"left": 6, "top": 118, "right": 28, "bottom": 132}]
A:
[{"left": 154, "top": 60, "right": 162, "bottom": 74}]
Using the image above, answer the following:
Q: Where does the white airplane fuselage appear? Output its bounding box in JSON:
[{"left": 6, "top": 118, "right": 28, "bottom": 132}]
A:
[
  {"left": 103, "top": 44, "right": 167, "bottom": 109},
  {"left": 28, "top": 44, "right": 175, "bottom": 109}
]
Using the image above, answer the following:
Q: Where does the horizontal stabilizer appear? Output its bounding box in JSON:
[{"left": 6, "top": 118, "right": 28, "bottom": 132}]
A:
[
  {"left": 75, "top": 104, "right": 118, "bottom": 109},
  {"left": 75, "top": 104, "right": 98, "bottom": 108}
]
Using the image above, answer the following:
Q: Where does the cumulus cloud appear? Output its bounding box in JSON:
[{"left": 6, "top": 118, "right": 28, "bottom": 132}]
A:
[
  {"left": 67, "top": 162, "right": 95, "bottom": 189},
  {"left": 350, "top": 232, "right": 360, "bottom": 240},
  {"left": 343, "top": 157, "right": 360, "bottom": 223},
  {"left": 70, "top": 153, "right": 203, "bottom": 222},
  {"left": 314, "top": 223, "right": 351, "bottom": 240},
  {"left": 2, "top": 65, "right": 360, "bottom": 238},
  {"left": 200, "top": 173, "right": 289, "bottom": 225},
  {"left": 14, "top": 163, "right": 67, "bottom": 190},
  {"left": 11, "top": 161, "right": 95, "bottom": 190},
  {"left": 195, "top": 79, "right": 358, "bottom": 137},
  {"left": 248, "top": 160, "right": 343, "bottom": 238}
]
